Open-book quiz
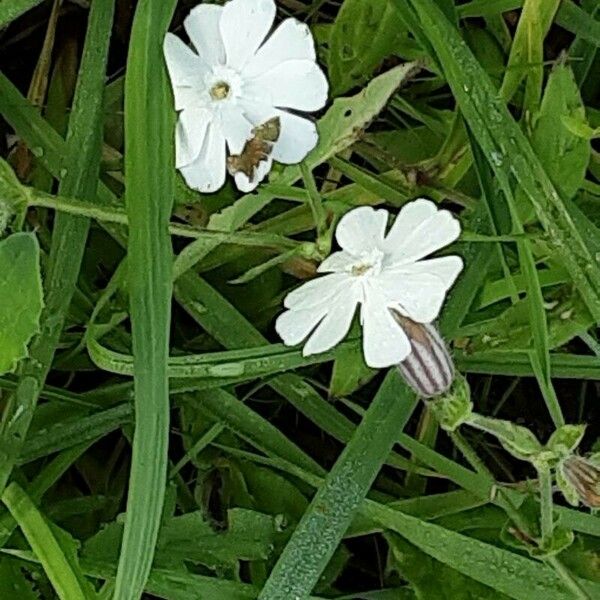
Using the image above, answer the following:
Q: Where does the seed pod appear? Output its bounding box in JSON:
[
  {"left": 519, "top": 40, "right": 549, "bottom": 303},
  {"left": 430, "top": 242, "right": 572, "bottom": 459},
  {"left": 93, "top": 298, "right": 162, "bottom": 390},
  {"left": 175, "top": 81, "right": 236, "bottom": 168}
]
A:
[
  {"left": 391, "top": 311, "right": 455, "bottom": 398},
  {"left": 560, "top": 455, "right": 600, "bottom": 508}
]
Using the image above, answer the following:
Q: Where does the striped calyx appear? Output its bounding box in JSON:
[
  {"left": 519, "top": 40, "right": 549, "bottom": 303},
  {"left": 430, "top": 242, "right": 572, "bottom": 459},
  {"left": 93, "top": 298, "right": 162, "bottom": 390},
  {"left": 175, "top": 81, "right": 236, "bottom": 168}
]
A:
[{"left": 393, "top": 311, "right": 455, "bottom": 398}]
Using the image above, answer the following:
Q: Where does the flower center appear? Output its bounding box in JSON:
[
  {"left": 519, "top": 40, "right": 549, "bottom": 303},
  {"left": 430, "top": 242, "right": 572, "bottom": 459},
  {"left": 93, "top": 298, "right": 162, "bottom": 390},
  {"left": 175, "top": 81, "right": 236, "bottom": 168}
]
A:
[
  {"left": 349, "top": 248, "right": 385, "bottom": 278},
  {"left": 210, "top": 81, "right": 231, "bottom": 101}
]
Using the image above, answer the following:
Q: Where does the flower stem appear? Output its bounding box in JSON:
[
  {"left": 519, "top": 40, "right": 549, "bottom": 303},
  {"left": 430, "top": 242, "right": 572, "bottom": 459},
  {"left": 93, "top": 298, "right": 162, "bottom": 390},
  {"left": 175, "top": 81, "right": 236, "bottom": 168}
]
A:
[
  {"left": 449, "top": 429, "right": 531, "bottom": 535},
  {"left": 547, "top": 556, "right": 592, "bottom": 600},
  {"left": 449, "top": 430, "right": 490, "bottom": 477},
  {"left": 538, "top": 464, "right": 554, "bottom": 544},
  {"left": 300, "top": 162, "right": 329, "bottom": 249}
]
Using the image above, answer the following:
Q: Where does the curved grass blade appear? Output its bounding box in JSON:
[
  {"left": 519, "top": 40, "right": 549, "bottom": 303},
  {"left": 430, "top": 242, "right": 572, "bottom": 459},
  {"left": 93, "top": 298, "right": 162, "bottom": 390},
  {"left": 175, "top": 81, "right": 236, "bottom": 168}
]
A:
[
  {"left": 258, "top": 372, "right": 417, "bottom": 600},
  {"left": 113, "top": 0, "right": 176, "bottom": 597},
  {"left": 0, "top": 0, "right": 115, "bottom": 495}
]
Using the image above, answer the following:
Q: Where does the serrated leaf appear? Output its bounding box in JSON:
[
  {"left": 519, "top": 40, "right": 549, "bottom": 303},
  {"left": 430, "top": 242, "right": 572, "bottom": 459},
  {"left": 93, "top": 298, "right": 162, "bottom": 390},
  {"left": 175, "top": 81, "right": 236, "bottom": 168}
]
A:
[
  {"left": 329, "top": 0, "right": 406, "bottom": 95},
  {"left": 0, "top": 233, "right": 43, "bottom": 375}
]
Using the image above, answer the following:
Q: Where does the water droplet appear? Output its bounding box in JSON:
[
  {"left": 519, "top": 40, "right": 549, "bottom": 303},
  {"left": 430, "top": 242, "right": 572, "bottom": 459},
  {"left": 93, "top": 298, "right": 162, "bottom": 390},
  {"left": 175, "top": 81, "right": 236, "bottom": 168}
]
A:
[
  {"left": 31, "top": 147, "right": 44, "bottom": 158},
  {"left": 489, "top": 151, "right": 504, "bottom": 167},
  {"left": 59, "top": 168, "right": 68, "bottom": 178}
]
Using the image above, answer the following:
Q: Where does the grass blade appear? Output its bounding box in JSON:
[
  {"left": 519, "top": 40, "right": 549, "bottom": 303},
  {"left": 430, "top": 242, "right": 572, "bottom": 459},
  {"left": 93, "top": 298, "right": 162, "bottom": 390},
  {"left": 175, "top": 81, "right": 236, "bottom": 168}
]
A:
[
  {"left": 258, "top": 373, "right": 417, "bottom": 599},
  {"left": 113, "top": 0, "right": 176, "bottom": 597},
  {"left": 0, "top": 0, "right": 45, "bottom": 28},
  {"left": 2, "top": 483, "right": 90, "bottom": 600}
]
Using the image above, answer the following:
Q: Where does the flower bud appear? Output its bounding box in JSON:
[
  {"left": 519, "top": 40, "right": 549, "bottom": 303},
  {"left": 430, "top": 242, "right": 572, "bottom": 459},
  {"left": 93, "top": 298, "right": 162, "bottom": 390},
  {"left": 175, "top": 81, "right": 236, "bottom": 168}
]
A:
[
  {"left": 392, "top": 312, "right": 455, "bottom": 398},
  {"left": 558, "top": 455, "right": 600, "bottom": 508}
]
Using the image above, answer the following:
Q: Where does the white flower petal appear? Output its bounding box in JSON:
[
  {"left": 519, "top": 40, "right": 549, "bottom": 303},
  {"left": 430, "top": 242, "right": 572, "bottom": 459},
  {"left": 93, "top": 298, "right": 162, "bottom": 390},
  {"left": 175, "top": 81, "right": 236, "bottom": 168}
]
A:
[
  {"left": 244, "top": 18, "right": 316, "bottom": 78},
  {"left": 303, "top": 286, "right": 360, "bottom": 356},
  {"left": 175, "top": 109, "right": 212, "bottom": 168},
  {"left": 233, "top": 157, "right": 272, "bottom": 192},
  {"left": 384, "top": 199, "right": 461, "bottom": 264},
  {"left": 179, "top": 122, "right": 227, "bottom": 193},
  {"left": 393, "top": 256, "right": 464, "bottom": 289},
  {"left": 245, "top": 59, "right": 328, "bottom": 111},
  {"left": 335, "top": 206, "right": 389, "bottom": 256},
  {"left": 184, "top": 4, "right": 226, "bottom": 67},
  {"left": 271, "top": 112, "right": 318, "bottom": 164},
  {"left": 375, "top": 273, "right": 448, "bottom": 324},
  {"left": 275, "top": 305, "right": 328, "bottom": 347},
  {"left": 237, "top": 101, "right": 318, "bottom": 164},
  {"left": 361, "top": 289, "right": 411, "bottom": 368},
  {"left": 164, "top": 33, "right": 207, "bottom": 110},
  {"left": 220, "top": 0, "right": 276, "bottom": 70},
  {"left": 283, "top": 272, "right": 349, "bottom": 310},
  {"left": 219, "top": 106, "right": 254, "bottom": 155},
  {"left": 317, "top": 250, "right": 356, "bottom": 273}
]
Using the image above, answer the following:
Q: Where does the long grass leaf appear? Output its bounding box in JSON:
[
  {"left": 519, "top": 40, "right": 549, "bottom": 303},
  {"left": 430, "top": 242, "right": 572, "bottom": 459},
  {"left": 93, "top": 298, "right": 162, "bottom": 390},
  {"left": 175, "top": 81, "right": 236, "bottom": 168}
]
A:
[
  {"left": 259, "top": 372, "right": 417, "bottom": 599},
  {"left": 113, "top": 1, "right": 176, "bottom": 598}
]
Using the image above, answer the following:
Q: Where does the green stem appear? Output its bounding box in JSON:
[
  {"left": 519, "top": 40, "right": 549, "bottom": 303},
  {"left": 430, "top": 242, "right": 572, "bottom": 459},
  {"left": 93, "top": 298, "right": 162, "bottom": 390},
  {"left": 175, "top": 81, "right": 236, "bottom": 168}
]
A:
[
  {"left": 449, "top": 430, "right": 532, "bottom": 535},
  {"left": 449, "top": 430, "right": 490, "bottom": 477},
  {"left": 547, "top": 556, "right": 592, "bottom": 600},
  {"left": 25, "top": 190, "right": 298, "bottom": 249},
  {"left": 538, "top": 465, "right": 554, "bottom": 543},
  {"left": 300, "top": 162, "right": 328, "bottom": 246}
]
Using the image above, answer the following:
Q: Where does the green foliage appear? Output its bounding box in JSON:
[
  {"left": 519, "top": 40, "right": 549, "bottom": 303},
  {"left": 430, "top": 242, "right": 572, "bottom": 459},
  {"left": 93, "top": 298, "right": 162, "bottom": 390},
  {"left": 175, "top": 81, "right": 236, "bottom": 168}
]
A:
[
  {"left": 3, "top": 0, "right": 600, "bottom": 599},
  {"left": 329, "top": 0, "right": 405, "bottom": 95},
  {"left": 0, "top": 233, "right": 43, "bottom": 374}
]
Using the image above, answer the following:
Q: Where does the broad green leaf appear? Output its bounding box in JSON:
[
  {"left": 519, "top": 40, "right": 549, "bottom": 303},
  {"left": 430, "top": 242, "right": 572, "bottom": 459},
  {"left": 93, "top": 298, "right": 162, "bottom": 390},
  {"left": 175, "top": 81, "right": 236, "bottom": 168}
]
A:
[
  {"left": 365, "top": 500, "right": 600, "bottom": 600},
  {"left": 0, "top": 558, "right": 38, "bottom": 599},
  {"left": 84, "top": 508, "right": 279, "bottom": 570},
  {"left": 531, "top": 63, "right": 591, "bottom": 203},
  {"left": 329, "top": 0, "right": 406, "bottom": 95},
  {"left": 0, "top": 233, "right": 43, "bottom": 375}
]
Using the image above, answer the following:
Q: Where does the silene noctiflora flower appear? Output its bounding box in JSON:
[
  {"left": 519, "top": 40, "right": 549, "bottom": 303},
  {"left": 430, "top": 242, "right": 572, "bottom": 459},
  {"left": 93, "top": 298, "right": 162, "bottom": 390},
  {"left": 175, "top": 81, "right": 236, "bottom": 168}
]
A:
[
  {"left": 275, "top": 200, "right": 463, "bottom": 395},
  {"left": 163, "top": 0, "right": 328, "bottom": 193}
]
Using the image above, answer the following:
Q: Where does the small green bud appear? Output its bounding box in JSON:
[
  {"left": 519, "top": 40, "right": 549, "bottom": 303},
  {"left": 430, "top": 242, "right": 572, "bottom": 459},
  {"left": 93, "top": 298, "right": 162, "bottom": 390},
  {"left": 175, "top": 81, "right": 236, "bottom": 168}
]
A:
[
  {"left": 428, "top": 375, "right": 472, "bottom": 432},
  {"left": 546, "top": 424, "right": 586, "bottom": 459}
]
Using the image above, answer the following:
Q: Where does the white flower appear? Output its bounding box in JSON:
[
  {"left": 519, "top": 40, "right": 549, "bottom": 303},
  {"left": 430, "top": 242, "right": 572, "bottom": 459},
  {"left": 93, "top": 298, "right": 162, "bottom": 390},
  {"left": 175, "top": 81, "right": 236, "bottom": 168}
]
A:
[
  {"left": 163, "top": 0, "right": 328, "bottom": 194},
  {"left": 275, "top": 200, "right": 464, "bottom": 369}
]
